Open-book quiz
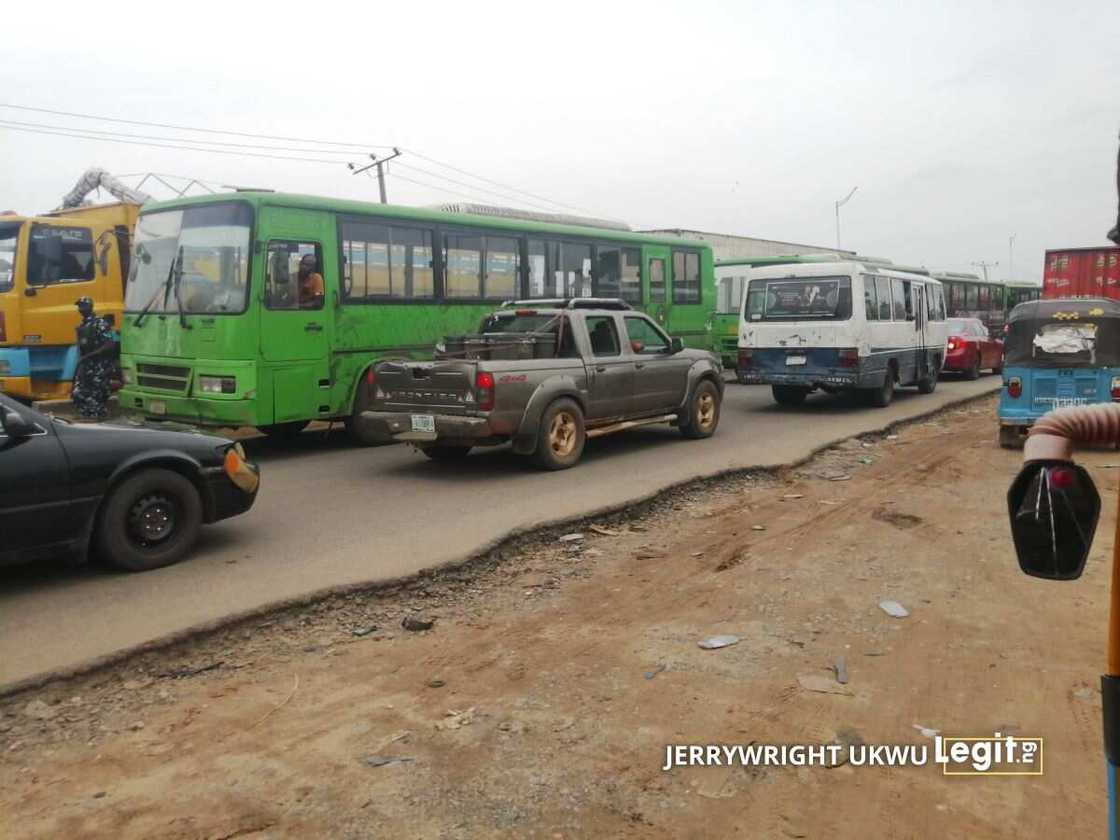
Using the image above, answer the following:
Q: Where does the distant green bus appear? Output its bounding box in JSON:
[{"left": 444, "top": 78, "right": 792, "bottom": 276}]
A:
[{"left": 119, "top": 193, "right": 715, "bottom": 440}]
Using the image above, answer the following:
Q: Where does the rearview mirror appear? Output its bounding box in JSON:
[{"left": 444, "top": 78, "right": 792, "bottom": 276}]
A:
[
  {"left": 1007, "top": 460, "right": 1101, "bottom": 580},
  {"left": 1, "top": 408, "right": 38, "bottom": 439},
  {"left": 670, "top": 337, "right": 684, "bottom": 354}
]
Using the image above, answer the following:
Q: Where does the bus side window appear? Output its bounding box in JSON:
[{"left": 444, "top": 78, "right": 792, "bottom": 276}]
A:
[
  {"left": 265, "top": 241, "right": 322, "bottom": 310},
  {"left": 891, "top": 279, "right": 908, "bottom": 321},
  {"left": 863, "top": 275, "right": 878, "bottom": 320},
  {"left": 875, "top": 276, "right": 892, "bottom": 320}
]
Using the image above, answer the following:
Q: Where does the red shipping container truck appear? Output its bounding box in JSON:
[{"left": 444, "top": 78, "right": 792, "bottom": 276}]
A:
[{"left": 1043, "top": 246, "right": 1120, "bottom": 299}]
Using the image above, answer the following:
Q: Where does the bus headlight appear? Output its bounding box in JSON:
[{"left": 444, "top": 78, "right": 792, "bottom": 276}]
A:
[{"left": 199, "top": 375, "right": 237, "bottom": 394}]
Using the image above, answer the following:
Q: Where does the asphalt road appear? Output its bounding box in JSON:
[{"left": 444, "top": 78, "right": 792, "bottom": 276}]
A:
[{"left": 0, "top": 377, "right": 1000, "bottom": 690}]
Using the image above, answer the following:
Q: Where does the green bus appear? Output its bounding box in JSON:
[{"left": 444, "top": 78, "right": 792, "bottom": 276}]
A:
[{"left": 119, "top": 192, "right": 716, "bottom": 440}]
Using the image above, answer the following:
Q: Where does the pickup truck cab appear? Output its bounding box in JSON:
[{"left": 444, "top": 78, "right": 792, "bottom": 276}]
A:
[{"left": 357, "top": 300, "right": 724, "bottom": 469}]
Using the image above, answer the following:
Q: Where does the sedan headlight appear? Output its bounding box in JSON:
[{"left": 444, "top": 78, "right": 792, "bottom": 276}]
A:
[
  {"left": 223, "top": 442, "right": 260, "bottom": 494},
  {"left": 199, "top": 375, "right": 236, "bottom": 394}
]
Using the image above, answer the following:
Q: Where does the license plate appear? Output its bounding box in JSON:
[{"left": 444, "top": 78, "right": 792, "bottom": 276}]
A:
[
  {"left": 785, "top": 355, "right": 807, "bottom": 366},
  {"left": 411, "top": 414, "right": 435, "bottom": 433},
  {"left": 150, "top": 400, "right": 167, "bottom": 415}
]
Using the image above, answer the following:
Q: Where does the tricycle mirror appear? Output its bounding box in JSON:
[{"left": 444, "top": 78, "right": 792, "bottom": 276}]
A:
[
  {"left": 1, "top": 408, "right": 38, "bottom": 439},
  {"left": 670, "top": 337, "right": 684, "bottom": 354},
  {"left": 1007, "top": 460, "right": 1100, "bottom": 580}
]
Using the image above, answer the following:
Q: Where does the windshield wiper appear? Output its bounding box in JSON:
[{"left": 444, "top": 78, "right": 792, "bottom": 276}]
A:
[
  {"left": 133, "top": 253, "right": 177, "bottom": 328},
  {"left": 170, "top": 246, "right": 191, "bottom": 330}
]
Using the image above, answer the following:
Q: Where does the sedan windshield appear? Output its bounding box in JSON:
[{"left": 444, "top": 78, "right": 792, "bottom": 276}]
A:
[
  {"left": 745, "top": 276, "right": 852, "bottom": 321},
  {"left": 0, "top": 222, "right": 19, "bottom": 293},
  {"left": 124, "top": 203, "right": 252, "bottom": 315}
]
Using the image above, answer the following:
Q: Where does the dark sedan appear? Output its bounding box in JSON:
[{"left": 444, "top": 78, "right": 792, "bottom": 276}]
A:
[{"left": 0, "top": 394, "right": 259, "bottom": 572}]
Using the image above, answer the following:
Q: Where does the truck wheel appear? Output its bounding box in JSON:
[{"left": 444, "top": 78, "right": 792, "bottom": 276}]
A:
[
  {"left": 998, "top": 426, "right": 1022, "bottom": 449},
  {"left": 772, "top": 385, "right": 809, "bottom": 406},
  {"left": 867, "top": 369, "right": 894, "bottom": 408},
  {"left": 96, "top": 468, "right": 203, "bottom": 572},
  {"left": 917, "top": 362, "right": 938, "bottom": 394},
  {"left": 964, "top": 352, "right": 981, "bottom": 380},
  {"left": 420, "top": 445, "right": 472, "bottom": 460},
  {"left": 680, "top": 379, "right": 721, "bottom": 439},
  {"left": 532, "top": 398, "right": 585, "bottom": 470}
]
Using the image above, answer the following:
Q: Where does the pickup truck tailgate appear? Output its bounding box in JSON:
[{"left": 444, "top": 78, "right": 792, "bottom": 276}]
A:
[{"left": 373, "top": 361, "right": 478, "bottom": 414}]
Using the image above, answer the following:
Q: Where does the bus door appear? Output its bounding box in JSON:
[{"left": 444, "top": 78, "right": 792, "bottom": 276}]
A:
[
  {"left": 644, "top": 245, "right": 670, "bottom": 328},
  {"left": 260, "top": 238, "right": 333, "bottom": 423}
]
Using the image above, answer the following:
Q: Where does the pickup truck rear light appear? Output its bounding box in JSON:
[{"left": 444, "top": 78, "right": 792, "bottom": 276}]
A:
[
  {"left": 366, "top": 367, "right": 376, "bottom": 386},
  {"left": 838, "top": 348, "right": 859, "bottom": 368},
  {"left": 1111, "top": 377, "right": 1120, "bottom": 401},
  {"left": 1008, "top": 377, "right": 1022, "bottom": 398},
  {"left": 476, "top": 371, "right": 495, "bottom": 411},
  {"left": 737, "top": 348, "right": 753, "bottom": 368}
]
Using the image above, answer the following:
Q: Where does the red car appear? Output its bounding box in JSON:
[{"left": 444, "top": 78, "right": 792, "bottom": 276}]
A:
[{"left": 943, "top": 317, "right": 1003, "bottom": 379}]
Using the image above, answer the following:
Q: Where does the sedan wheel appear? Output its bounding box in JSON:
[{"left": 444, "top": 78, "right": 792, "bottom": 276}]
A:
[{"left": 97, "top": 468, "right": 203, "bottom": 572}]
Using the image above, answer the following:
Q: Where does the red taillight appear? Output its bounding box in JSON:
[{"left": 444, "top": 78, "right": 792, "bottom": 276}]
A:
[
  {"left": 476, "top": 371, "right": 495, "bottom": 411},
  {"left": 1111, "top": 377, "right": 1120, "bottom": 401},
  {"left": 838, "top": 348, "right": 859, "bottom": 368},
  {"left": 738, "top": 348, "right": 753, "bottom": 368},
  {"left": 366, "top": 367, "right": 376, "bottom": 386},
  {"left": 946, "top": 339, "right": 958, "bottom": 351},
  {"left": 1048, "top": 466, "right": 1076, "bottom": 489},
  {"left": 1008, "top": 377, "right": 1022, "bottom": 398}
]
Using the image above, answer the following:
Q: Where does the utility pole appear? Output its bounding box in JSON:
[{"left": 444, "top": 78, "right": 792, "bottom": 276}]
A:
[
  {"left": 971, "top": 260, "right": 999, "bottom": 283},
  {"left": 1008, "top": 234, "right": 1016, "bottom": 282},
  {"left": 835, "top": 186, "right": 858, "bottom": 250},
  {"left": 349, "top": 147, "right": 402, "bottom": 203}
]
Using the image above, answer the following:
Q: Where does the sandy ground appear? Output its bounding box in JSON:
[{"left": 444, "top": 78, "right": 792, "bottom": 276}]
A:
[{"left": 0, "top": 394, "right": 1113, "bottom": 839}]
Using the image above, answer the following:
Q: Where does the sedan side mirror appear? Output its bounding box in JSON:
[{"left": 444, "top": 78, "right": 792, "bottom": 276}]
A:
[
  {"left": 1007, "top": 460, "right": 1101, "bottom": 580},
  {"left": 670, "top": 337, "right": 684, "bottom": 354},
  {"left": 1, "top": 408, "right": 39, "bottom": 439}
]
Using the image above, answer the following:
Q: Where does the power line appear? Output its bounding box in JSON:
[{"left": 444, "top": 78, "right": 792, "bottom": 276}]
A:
[
  {"left": 393, "top": 161, "right": 568, "bottom": 214},
  {"left": 0, "top": 102, "right": 590, "bottom": 214},
  {"left": 0, "top": 102, "right": 395, "bottom": 151},
  {"left": 0, "top": 122, "right": 344, "bottom": 165},
  {"left": 0, "top": 118, "right": 361, "bottom": 157}
]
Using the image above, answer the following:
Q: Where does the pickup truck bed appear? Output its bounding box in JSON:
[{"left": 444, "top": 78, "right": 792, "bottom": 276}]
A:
[{"left": 356, "top": 304, "right": 724, "bottom": 469}]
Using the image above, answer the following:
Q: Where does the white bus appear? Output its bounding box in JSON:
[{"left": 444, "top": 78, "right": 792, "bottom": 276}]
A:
[{"left": 737, "top": 261, "right": 948, "bottom": 407}]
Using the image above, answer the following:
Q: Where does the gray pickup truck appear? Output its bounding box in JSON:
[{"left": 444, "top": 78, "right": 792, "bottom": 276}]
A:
[{"left": 356, "top": 299, "right": 724, "bottom": 469}]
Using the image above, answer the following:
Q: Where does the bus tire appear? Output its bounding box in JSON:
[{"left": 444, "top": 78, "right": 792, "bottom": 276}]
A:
[
  {"left": 345, "top": 378, "right": 380, "bottom": 446},
  {"left": 917, "top": 360, "right": 938, "bottom": 394},
  {"left": 96, "top": 468, "right": 203, "bottom": 572},
  {"left": 419, "top": 445, "right": 472, "bottom": 460},
  {"left": 531, "top": 398, "right": 585, "bottom": 470},
  {"left": 680, "top": 379, "right": 721, "bottom": 439},
  {"left": 772, "top": 385, "right": 809, "bottom": 407},
  {"left": 868, "top": 368, "right": 894, "bottom": 408},
  {"left": 964, "top": 352, "right": 981, "bottom": 380}
]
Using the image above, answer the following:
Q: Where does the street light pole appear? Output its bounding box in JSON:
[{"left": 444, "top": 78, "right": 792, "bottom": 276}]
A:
[{"left": 835, "top": 186, "right": 858, "bottom": 251}]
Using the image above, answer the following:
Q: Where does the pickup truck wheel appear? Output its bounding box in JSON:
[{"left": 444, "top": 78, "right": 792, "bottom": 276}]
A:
[
  {"left": 96, "top": 468, "right": 203, "bottom": 572},
  {"left": 420, "top": 445, "right": 472, "bottom": 460},
  {"left": 532, "top": 398, "right": 585, "bottom": 470},
  {"left": 680, "top": 379, "right": 721, "bottom": 439}
]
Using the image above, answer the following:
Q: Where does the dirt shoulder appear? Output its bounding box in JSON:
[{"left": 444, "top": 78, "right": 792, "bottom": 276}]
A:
[{"left": 0, "top": 395, "right": 1111, "bottom": 839}]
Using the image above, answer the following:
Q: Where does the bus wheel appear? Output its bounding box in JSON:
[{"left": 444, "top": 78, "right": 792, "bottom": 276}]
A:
[
  {"left": 260, "top": 421, "right": 309, "bottom": 439},
  {"left": 772, "top": 385, "right": 809, "bottom": 406},
  {"left": 917, "top": 362, "right": 938, "bottom": 394},
  {"left": 868, "top": 370, "right": 894, "bottom": 408}
]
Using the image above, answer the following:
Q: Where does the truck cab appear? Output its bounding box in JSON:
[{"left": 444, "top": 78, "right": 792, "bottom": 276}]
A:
[{"left": 0, "top": 203, "right": 137, "bottom": 401}]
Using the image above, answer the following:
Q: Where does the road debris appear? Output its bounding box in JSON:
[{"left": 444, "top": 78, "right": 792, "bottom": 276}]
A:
[
  {"left": 698, "top": 635, "right": 741, "bottom": 650},
  {"left": 158, "top": 661, "right": 223, "bottom": 680},
  {"left": 401, "top": 615, "right": 435, "bottom": 632},
  {"left": 558, "top": 533, "right": 585, "bottom": 543},
  {"left": 834, "top": 657, "right": 849, "bottom": 685},
  {"left": 797, "top": 675, "right": 853, "bottom": 696},
  {"left": 751, "top": 525, "right": 766, "bottom": 531},
  {"left": 782, "top": 494, "right": 804, "bottom": 500},
  {"left": 589, "top": 525, "right": 620, "bottom": 537},
  {"left": 361, "top": 755, "right": 415, "bottom": 768},
  {"left": 912, "top": 724, "right": 940, "bottom": 738},
  {"left": 644, "top": 664, "right": 667, "bottom": 680},
  {"left": 436, "top": 708, "right": 477, "bottom": 730},
  {"left": 878, "top": 600, "right": 910, "bottom": 618},
  {"left": 22, "top": 700, "right": 55, "bottom": 721},
  {"left": 351, "top": 626, "right": 378, "bottom": 637}
]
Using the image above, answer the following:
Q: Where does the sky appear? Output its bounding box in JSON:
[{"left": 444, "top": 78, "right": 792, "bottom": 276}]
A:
[{"left": 1, "top": 0, "right": 1117, "bottom": 283}]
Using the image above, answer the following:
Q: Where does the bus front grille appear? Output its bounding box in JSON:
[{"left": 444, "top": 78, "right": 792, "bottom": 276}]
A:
[{"left": 137, "top": 363, "right": 191, "bottom": 392}]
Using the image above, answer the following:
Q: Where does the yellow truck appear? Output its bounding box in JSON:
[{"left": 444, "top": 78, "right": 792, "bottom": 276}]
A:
[{"left": 0, "top": 170, "right": 148, "bottom": 401}]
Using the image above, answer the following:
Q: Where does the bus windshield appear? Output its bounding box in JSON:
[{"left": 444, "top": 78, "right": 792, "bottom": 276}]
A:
[
  {"left": 125, "top": 203, "right": 252, "bottom": 314},
  {"left": 0, "top": 222, "right": 18, "bottom": 293},
  {"left": 745, "top": 276, "right": 852, "bottom": 321}
]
